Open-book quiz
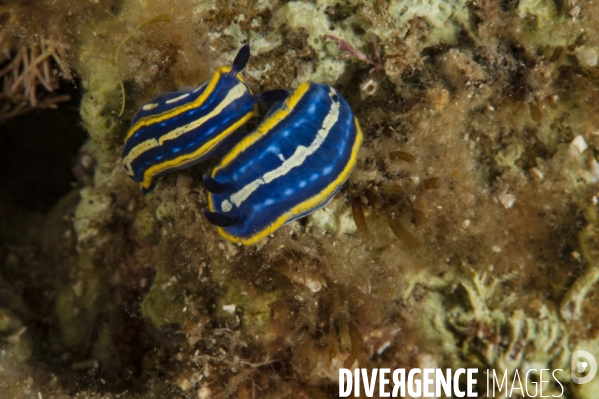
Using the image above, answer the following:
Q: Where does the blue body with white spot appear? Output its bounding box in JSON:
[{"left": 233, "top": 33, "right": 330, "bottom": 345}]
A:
[
  {"left": 122, "top": 45, "right": 258, "bottom": 193},
  {"left": 204, "top": 82, "right": 363, "bottom": 245}
]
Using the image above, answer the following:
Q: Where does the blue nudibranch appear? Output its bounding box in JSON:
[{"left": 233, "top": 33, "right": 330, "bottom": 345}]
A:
[
  {"left": 202, "top": 82, "right": 363, "bottom": 245},
  {"left": 122, "top": 44, "right": 259, "bottom": 193}
]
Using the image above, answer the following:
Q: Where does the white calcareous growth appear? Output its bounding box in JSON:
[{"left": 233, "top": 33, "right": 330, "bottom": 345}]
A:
[
  {"left": 360, "top": 78, "right": 378, "bottom": 99},
  {"left": 570, "top": 135, "right": 588, "bottom": 155},
  {"left": 576, "top": 47, "right": 598, "bottom": 68},
  {"left": 499, "top": 193, "right": 516, "bottom": 209}
]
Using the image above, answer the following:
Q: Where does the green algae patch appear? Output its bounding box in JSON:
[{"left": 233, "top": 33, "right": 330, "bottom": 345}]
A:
[
  {"left": 494, "top": 143, "right": 524, "bottom": 173},
  {"left": 517, "top": 0, "right": 570, "bottom": 48},
  {"left": 156, "top": 200, "right": 177, "bottom": 221},
  {"left": 215, "top": 282, "right": 281, "bottom": 342},
  {"left": 141, "top": 260, "right": 188, "bottom": 330},
  {"left": 55, "top": 256, "right": 109, "bottom": 349},
  {"left": 133, "top": 207, "right": 158, "bottom": 242},
  {"left": 0, "top": 308, "right": 32, "bottom": 363},
  {"left": 79, "top": 66, "right": 126, "bottom": 152},
  {"left": 382, "top": 0, "right": 475, "bottom": 44}
]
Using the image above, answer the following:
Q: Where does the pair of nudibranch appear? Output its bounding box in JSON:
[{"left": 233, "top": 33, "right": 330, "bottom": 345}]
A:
[{"left": 122, "top": 44, "right": 363, "bottom": 245}]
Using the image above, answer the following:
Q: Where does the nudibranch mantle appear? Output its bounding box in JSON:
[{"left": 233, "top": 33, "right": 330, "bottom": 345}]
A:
[
  {"left": 203, "top": 82, "right": 363, "bottom": 245},
  {"left": 122, "top": 44, "right": 258, "bottom": 193}
]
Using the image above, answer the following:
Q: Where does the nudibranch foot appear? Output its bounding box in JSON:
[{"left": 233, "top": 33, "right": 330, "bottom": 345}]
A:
[{"left": 203, "top": 82, "right": 363, "bottom": 245}]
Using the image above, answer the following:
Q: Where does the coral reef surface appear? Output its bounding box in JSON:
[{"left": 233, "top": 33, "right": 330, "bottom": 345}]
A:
[{"left": 1, "top": 0, "right": 599, "bottom": 398}]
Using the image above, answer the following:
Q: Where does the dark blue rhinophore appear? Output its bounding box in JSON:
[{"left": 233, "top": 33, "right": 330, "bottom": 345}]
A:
[
  {"left": 202, "top": 82, "right": 363, "bottom": 245},
  {"left": 122, "top": 44, "right": 259, "bottom": 194}
]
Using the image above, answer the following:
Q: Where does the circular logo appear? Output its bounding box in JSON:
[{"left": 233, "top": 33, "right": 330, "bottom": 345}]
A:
[{"left": 571, "top": 350, "right": 597, "bottom": 384}]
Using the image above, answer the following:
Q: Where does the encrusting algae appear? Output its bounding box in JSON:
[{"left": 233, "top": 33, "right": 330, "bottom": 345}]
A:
[{"left": 1, "top": 0, "right": 599, "bottom": 398}]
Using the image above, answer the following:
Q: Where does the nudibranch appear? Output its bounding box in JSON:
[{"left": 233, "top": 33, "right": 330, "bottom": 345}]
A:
[
  {"left": 122, "top": 44, "right": 260, "bottom": 193},
  {"left": 202, "top": 82, "right": 363, "bottom": 245}
]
